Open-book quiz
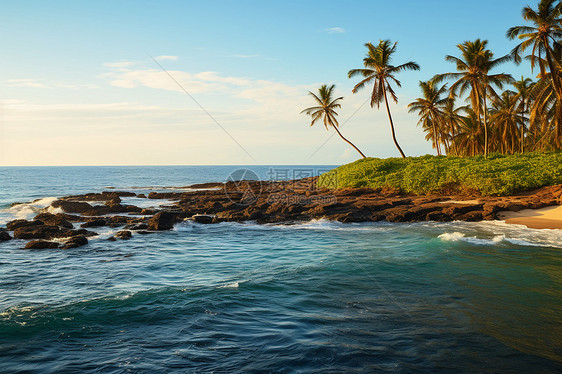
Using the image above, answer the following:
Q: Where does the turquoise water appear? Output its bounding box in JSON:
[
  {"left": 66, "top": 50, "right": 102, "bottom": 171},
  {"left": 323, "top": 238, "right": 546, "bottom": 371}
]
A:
[{"left": 1, "top": 166, "right": 561, "bottom": 373}]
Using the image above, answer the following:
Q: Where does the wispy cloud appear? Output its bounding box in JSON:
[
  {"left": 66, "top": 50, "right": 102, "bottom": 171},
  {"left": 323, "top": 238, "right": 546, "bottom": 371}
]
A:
[
  {"left": 231, "top": 54, "right": 260, "bottom": 59},
  {"left": 6, "top": 79, "right": 49, "bottom": 88},
  {"left": 324, "top": 27, "right": 346, "bottom": 34},
  {"left": 103, "top": 61, "right": 137, "bottom": 68},
  {"left": 5, "top": 79, "right": 98, "bottom": 90},
  {"left": 154, "top": 55, "right": 179, "bottom": 61}
]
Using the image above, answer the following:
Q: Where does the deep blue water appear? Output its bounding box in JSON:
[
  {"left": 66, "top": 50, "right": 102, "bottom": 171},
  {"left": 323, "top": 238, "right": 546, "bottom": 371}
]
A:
[{"left": 1, "top": 166, "right": 561, "bottom": 373}]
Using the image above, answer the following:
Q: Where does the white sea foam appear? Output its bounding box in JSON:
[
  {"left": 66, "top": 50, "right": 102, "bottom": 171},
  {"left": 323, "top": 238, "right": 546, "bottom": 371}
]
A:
[
  {"left": 1, "top": 197, "right": 59, "bottom": 222},
  {"left": 436, "top": 221, "right": 562, "bottom": 248},
  {"left": 438, "top": 232, "right": 465, "bottom": 241},
  {"left": 220, "top": 281, "right": 240, "bottom": 289}
]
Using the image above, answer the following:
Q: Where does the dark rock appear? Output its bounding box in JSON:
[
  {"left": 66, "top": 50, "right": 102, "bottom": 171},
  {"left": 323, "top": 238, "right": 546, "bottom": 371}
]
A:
[
  {"left": 61, "top": 236, "right": 88, "bottom": 249},
  {"left": 33, "top": 213, "right": 73, "bottom": 229},
  {"left": 24, "top": 240, "right": 59, "bottom": 249},
  {"left": 460, "top": 211, "right": 484, "bottom": 222},
  {"left": 137, "top": 231, "right": 154, "bottom": 235},
  {"left": 426, "top": 211, "right": 452, "bottom": 222},
  {"left": 147, "top": 211, "right": 179, "bottom": 230},
  {"left": 192, "top": 214, "right": 216, "bottom": 224},
  {"left": 6, "top": 219, "right": 44, "bottom": 231},
  {"left": 125, "top": 223, "right": 148, "bottom": 230},
  {"left": 80, "top": 219, "right": 107, "bottom": 228},
  {"left": 107, "top": 236, "right": 117, "bottom": 241},
  {"left": 443, "top": 204, "right": 483, "bottom": 216},
  {"left": 186, "top": 182, "right": 224, "bottom": 189},
  {"left": 140, "top": 209, "right": 158, "bottom": 215},
  {"left": 73, "top": 229, "right": 97, "bottom": 237},
  {"left": 105, "top": 196, "right": 122, "bottom": 206},
  {"left": 51, "top": 200, "right": 93, "bottom": 214},
  {"left": 14, "top": 225, "right": 63, "bottom": 240},
  {"left": 148, "top": 192, "right": 183, "bottom": 200},
  {"left": 115, "top": 230, "right": 132, "bottom": 240},
  {"left": 0, "top": 230, "right": 12, "bottom": 241},
  {"left": 13, "top": 225, "right": 96, "bottom": 240},
  {"left": 137, "top": 194, "right": 147, "bottom": 198}
]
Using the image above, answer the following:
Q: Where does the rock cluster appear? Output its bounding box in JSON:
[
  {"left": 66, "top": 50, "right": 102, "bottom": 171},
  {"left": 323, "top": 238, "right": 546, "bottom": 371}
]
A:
[{"left": 2, "top": 179, "right": 561, "bottom": 250}]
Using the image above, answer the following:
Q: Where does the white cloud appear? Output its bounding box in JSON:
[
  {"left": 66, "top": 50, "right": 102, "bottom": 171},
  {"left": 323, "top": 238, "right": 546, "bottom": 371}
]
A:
[
  {"left": 325, "top": 27, "right": 346, "bottom": 34},
  {"left": 154, "top": 55, "right": 179, "bottom": 61}
]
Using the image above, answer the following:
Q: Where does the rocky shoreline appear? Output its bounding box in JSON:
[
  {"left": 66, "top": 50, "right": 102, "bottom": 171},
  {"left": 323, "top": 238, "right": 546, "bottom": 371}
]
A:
[{"left": 1, "top": 177, "right": 562, "bottom": 249}]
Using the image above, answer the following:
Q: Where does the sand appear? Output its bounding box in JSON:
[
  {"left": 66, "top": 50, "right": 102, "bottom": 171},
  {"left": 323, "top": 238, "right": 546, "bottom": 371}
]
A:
[{"left": 498, "top": 205, "right": 562, "bottom": 230}]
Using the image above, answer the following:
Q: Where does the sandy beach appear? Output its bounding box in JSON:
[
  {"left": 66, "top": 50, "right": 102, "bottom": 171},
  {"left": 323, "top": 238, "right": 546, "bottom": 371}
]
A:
[{"left": 499, "top": 205, "right": 562, "bottom": 230}]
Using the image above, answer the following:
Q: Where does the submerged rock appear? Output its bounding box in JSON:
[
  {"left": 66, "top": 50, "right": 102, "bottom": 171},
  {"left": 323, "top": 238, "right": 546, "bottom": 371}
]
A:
[
  {"left": 192, "top": 214, "right": 217, "bottom": 224},
  {"left": 0, "top": 230, "right": 12, "bottom": 241},
  {"left": 61, "top": 236, "right": 88, "bottom": 249},
  {"left": 115, "top": 230, "right": 132, "bottom": 240},
  {"left": 24, "top": 240, "right": 59, "bottom": 249}
]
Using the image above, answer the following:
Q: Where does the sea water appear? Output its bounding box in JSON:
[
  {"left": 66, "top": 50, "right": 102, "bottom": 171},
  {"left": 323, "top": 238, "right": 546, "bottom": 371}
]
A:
[{"left": 0, "top": 166, "right": 561, "bottom": 373}]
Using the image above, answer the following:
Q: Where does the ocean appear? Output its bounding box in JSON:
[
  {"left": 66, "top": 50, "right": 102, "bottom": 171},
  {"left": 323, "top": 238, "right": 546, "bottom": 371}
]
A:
[{"left": 0, "top": 166, "right": 561, "bottom": 373}]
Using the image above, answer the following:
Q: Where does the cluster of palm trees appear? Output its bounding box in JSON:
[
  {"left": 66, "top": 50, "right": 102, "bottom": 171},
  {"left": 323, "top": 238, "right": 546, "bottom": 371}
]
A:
[{"left": 302, "top": 0, "right": 562, "bottom": 159}]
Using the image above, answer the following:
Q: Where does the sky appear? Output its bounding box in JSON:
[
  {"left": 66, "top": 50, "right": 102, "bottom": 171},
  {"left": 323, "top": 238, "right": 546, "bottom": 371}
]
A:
[{"left": 0, "top": 0, "right": 538, "bottom": 166}]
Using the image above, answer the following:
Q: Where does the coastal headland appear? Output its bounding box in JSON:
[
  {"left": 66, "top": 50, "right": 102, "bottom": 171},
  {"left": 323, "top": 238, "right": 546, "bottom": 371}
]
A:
[{"left": 1, "top": 176, "right": 561, "bottom": 249}]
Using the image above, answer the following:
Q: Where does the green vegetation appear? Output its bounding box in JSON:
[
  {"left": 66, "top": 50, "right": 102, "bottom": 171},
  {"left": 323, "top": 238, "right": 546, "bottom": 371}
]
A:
[{"left": 318, "top": 152, "right": 562, "bottom": 196}]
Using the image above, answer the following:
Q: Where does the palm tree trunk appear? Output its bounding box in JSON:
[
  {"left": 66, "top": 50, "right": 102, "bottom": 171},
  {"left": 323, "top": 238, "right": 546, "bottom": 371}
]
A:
[
  {"left": 382, "top": 85, "right": 406, "bottom": 158},
  {"left": 450, "top": 120, "right": 457, "bottom": 156},
  {"left": 482, "top": 86, "right": 489, "bottom": 157},
  {"left": 330, "top": 120, "right": 366, "bottom": 158}
]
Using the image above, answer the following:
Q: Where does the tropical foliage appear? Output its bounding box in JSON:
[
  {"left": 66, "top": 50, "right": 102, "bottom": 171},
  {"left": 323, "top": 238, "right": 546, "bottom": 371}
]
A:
[
  {"left": 410, "top": 0, "right": 562, "bottom": 156},
  {"left": 318, "top": 152, "right": 562, "bottom": 196},
  {"left": 304, "top": 0, "right": 562, "bottom": 159}
]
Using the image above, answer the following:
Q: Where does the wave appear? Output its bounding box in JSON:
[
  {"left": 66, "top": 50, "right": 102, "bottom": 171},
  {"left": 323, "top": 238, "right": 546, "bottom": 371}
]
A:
[
  {"left": 437, "top": 221, "right": 562, "bottom": 249},
  {"left": 0, "top": 197, "right": 59, "bottom": 223},
  {"left": 0, "top": 280, "right": 248, "bottom": 335}
]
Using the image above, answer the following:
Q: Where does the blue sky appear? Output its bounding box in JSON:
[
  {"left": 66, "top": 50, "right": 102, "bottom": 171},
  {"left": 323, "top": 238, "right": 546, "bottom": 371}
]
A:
[{"left": 0, "top": 0, "right": 536, "bottom": 165}]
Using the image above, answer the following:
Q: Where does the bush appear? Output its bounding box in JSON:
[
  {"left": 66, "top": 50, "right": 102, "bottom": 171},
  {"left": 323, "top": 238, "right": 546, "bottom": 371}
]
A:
[{"left": 317, "top": 152, "right": 562, "bottom": 196}]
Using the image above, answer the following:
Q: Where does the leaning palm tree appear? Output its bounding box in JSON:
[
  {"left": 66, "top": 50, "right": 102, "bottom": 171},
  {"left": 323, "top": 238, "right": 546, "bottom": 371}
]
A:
[
  {"left": 507, "top": 0, "right": 562, "bottom": 99},
  {"left": 301, "top": 84, "right": 366, "bottom": 158},
  {"left": 408, "top": 81, "right": 450, "bottom": 155},
  {"left": 348, "top": 40, "right": 420, "bottom": 158},
  {"left": 433, "top": 39, "right": 513, "bottom": 157}
]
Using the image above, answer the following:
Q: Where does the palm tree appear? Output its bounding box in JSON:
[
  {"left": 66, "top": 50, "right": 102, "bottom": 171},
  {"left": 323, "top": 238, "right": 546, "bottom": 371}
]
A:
[
  {"left": 455, "top": 108, "right": 482, "bottom": 156},
  {"left": 433, "top": 39, "right": 513, "bottom": 156},
  {"left": 348, "top": 40, "right": 420, "bottom": 158},
  {"left": 507, "top": 0, "right": 562, "bottom": 99},
  {"left": 301, "top": 84, "right": 366, "bottom": 158},
  {"left": 512, "top": 77, "right": 535, "bottom": 152},
  {"left": 408, "top": 81, "right": 449, "bottom": 155},
  {"left": 529, "top": 73, "right": 562, "bottom": 149},
  {"left": 489, "top": 91, "right": 528, "bottom": 154},
  {"left": 442, "top": 97, "right": 465, "bottom": 155}
]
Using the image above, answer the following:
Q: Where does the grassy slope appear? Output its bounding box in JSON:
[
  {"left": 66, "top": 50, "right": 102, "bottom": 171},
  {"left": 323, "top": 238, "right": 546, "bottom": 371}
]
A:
[{"left": 318, "top": 152, "right": 562, "bottom": 196}]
